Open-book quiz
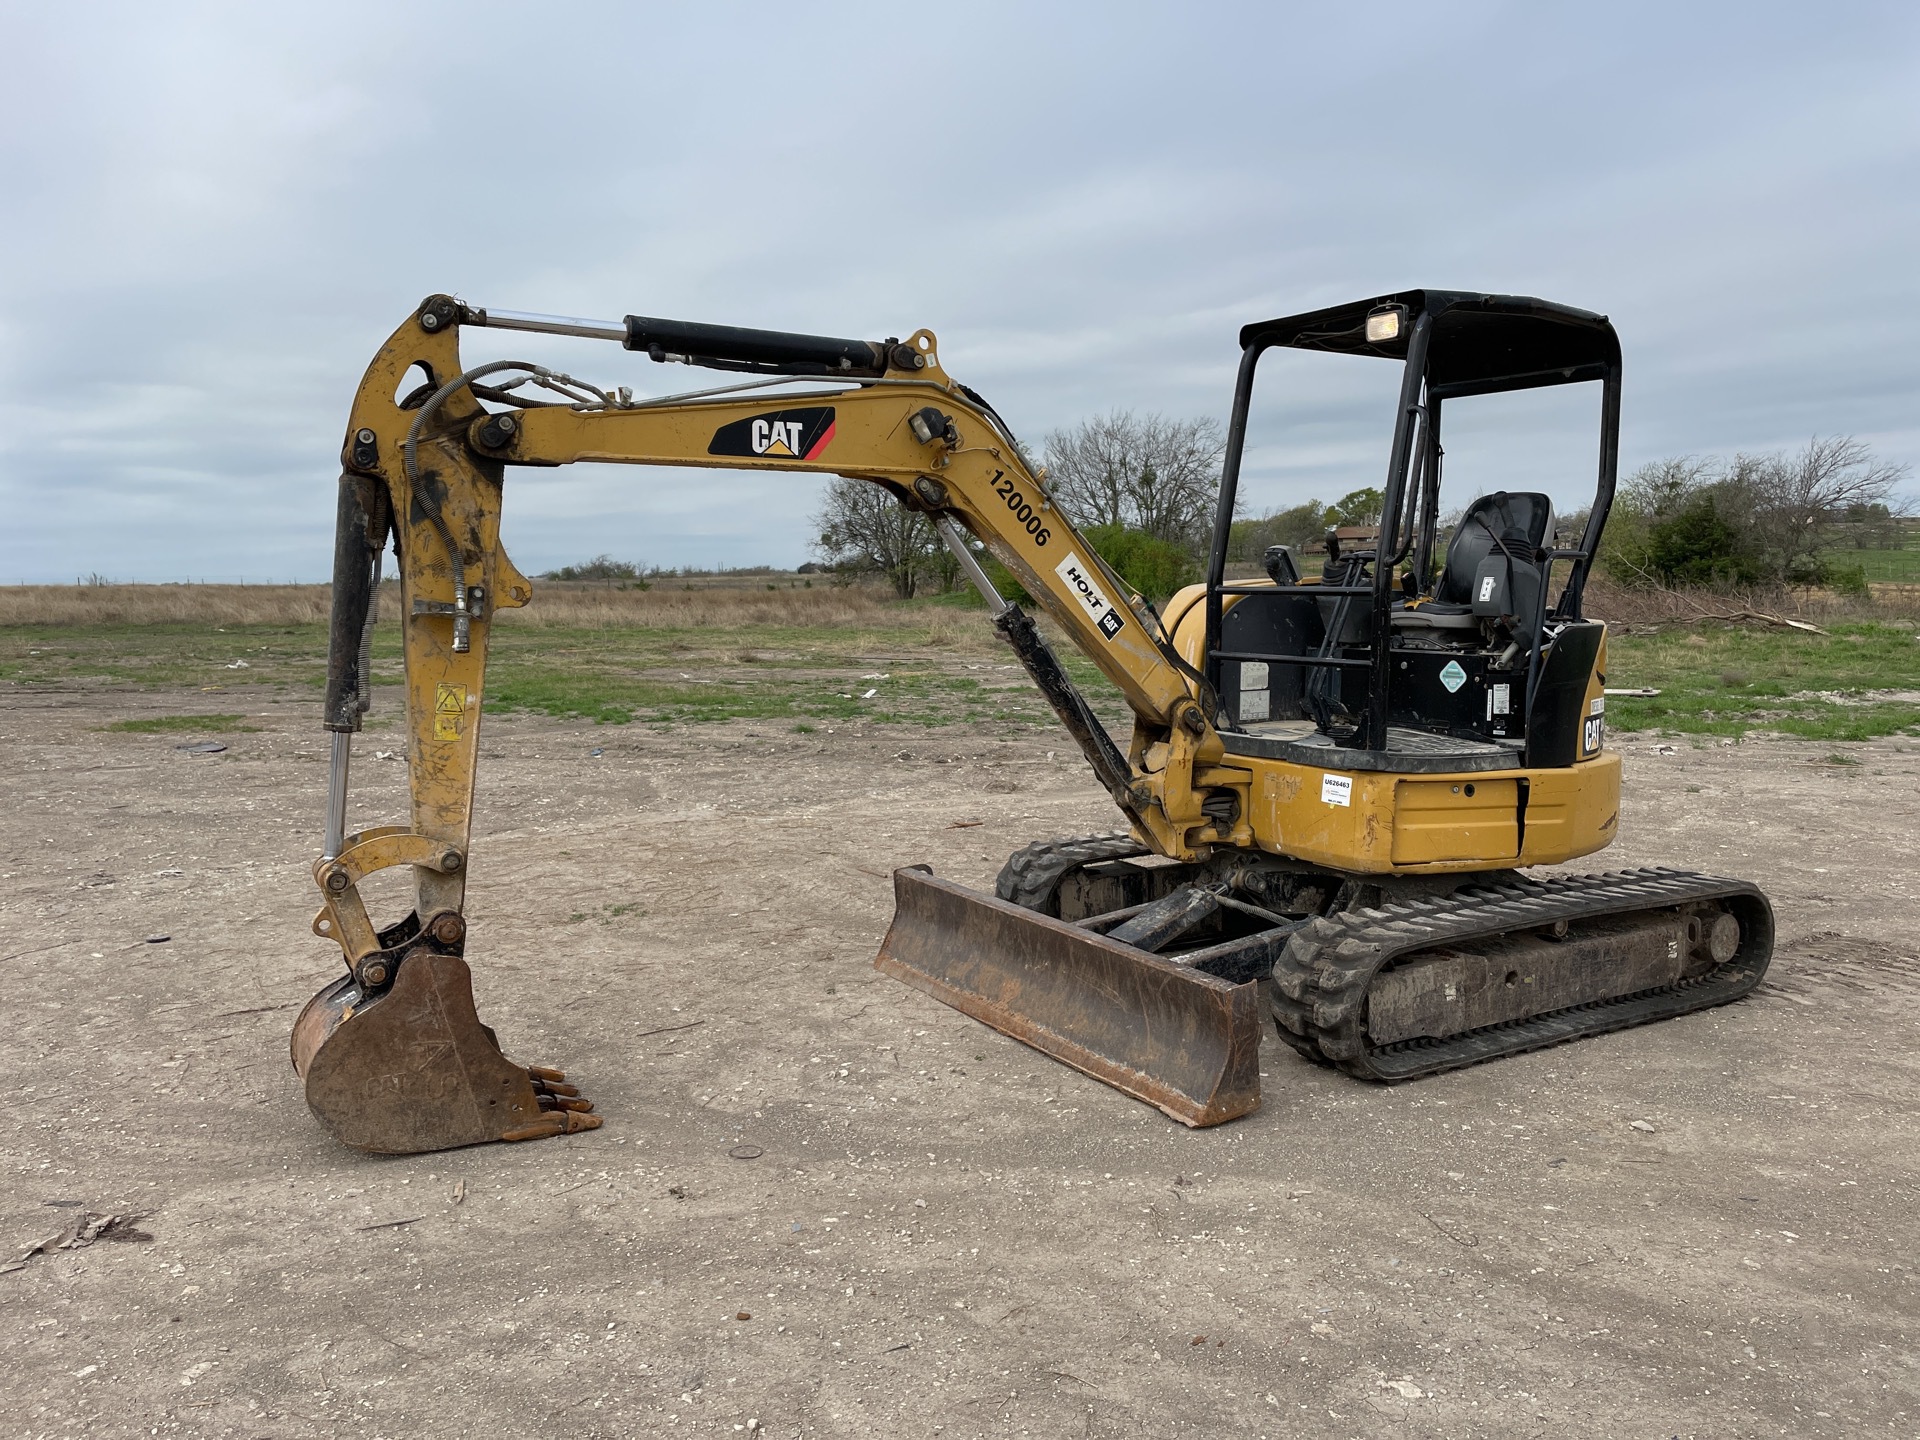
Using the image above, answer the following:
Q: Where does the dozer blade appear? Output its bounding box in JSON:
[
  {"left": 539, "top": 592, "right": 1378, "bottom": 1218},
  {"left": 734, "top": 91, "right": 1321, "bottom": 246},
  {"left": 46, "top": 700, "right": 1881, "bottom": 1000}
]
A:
[
  {"left": 874, "top": 867, "right": 1262, "bottom": 1127},
  {"left": 290, "top": 948, "right": 600, "bottom": 1155}
]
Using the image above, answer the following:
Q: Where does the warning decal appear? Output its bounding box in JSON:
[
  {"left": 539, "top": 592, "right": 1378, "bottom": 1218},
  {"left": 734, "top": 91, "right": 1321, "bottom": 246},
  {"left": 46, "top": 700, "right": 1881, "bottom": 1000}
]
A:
[{"left": 435, "top": 683, "right": 465, "bottom": 741}]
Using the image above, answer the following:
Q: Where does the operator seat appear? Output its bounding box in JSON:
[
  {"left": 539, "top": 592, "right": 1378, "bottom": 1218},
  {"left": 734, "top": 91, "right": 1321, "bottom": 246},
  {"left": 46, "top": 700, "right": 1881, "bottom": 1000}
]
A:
[{"left": 1393, "top": 490, "right": 1554, "bottom": 634}]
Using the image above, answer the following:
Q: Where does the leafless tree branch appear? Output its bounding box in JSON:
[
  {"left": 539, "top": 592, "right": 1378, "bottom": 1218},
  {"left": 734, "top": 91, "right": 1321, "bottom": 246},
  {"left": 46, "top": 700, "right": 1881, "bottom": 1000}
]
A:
[{"left": 1041, "top": 410, "right": 1226, "bottom": 551}]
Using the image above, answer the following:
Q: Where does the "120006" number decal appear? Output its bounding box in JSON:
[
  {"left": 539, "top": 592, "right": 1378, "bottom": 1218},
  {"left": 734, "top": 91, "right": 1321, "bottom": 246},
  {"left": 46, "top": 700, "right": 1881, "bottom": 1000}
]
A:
[{"left": 991, "top": 472, "right": 1051, "bottom": 546}]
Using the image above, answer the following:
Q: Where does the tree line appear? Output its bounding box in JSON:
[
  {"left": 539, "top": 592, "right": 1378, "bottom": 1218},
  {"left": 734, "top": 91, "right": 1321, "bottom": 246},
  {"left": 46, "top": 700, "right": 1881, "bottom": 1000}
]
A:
[
  {"left": 1599, "top": 437, "right": 1910, "bottom": 592},
  {"left": 811, "top": 410, "right": 1229, "bottom": 601},
  {"left": 811, "top": 419, "right": 1916, "bottom": 602}
]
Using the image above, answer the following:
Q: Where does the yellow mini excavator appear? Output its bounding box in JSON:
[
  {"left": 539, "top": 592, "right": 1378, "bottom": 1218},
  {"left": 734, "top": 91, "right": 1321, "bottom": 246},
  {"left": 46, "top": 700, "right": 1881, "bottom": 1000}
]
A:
[{"left": 294, "top": 290, "right": 1773, "bottom": 1153}]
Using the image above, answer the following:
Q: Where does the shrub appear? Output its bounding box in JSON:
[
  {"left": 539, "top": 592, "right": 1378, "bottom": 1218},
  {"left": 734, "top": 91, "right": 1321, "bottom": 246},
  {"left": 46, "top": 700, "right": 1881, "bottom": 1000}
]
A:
[
  {"left": 1827, "top": 562, "right": 1871, "bottom": 599},
  {"left": 546, "top": 555, "right": 648, "bottom": 584},
  {"left": 1083, "top": 522, "right": 1200, "bottom": 600},
  {"left": 984, "top": 522, "right": 1198, "bottom": 605},
  {"left": 1642, "top": 493, "right": 1764, "bottom": 587}
]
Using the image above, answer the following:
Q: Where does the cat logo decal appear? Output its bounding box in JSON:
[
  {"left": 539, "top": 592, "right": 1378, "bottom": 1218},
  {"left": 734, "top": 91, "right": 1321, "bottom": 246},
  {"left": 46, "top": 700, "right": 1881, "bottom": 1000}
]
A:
[{"left": 709, "top": 407, "right": 836, "bottom": 460}]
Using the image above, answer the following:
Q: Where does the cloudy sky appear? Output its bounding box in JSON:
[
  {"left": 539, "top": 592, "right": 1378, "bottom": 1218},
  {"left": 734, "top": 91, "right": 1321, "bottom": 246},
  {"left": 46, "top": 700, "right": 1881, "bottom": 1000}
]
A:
[{"left": 3, "top": 3, "right": 1915, "bottom": 582}]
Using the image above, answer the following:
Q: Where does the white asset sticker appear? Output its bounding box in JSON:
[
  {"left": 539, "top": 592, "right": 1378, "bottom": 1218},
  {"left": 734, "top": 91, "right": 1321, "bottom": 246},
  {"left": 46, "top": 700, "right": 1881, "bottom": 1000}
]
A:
[
  {"left": 1590, "top": 695, "right": 1606, "bottom": 715},
  {"left": 1439, "top": 659, "right": 1468, "bottom": 693},
  {"left": 1053, "top": 552, "right": 1127, "bottom": 640},
  {"left": 1321, "top": 773, "right": 1353, "bottom": 807}
]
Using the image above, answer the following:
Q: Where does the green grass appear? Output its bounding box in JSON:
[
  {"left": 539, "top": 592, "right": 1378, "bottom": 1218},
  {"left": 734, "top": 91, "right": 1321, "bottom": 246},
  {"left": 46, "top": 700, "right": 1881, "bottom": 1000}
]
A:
[
  {"left": 102, "top": 713, "right": 256, "bottom": 733},
  {"left": 14, "top": 606, "right": 1908, "bottom": 745},
  {"left": 0, "top": 604, "right": 1100, "bottom": 731},
  {"left": 1825, "top": 546, "right": 1920, "bottom": 583},
  {"left": 475, "top": 617, "right": 1083, "bottom": 727},
  {"left": 1605, "top": 621, "right": 1920, "bottom": 740},
  {"left": 0, "top": 625, "right": 327, "bottom": 689}
]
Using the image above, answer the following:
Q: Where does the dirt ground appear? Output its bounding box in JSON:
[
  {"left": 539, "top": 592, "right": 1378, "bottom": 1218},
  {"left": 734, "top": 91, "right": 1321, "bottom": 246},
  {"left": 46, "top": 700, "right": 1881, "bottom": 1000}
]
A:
[{"left": 2, "top": 683, "right": 1917, "bottom": 1439}]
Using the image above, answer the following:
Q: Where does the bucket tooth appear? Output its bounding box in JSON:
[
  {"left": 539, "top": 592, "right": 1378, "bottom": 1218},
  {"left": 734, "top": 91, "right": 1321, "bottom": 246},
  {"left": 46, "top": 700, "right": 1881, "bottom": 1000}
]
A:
[
  {"left": 290, "top": 948, "right": 600, "bottom": 1154},
  {"left": 874, "top": 867, "right": 1262, "bottom": 1127}
]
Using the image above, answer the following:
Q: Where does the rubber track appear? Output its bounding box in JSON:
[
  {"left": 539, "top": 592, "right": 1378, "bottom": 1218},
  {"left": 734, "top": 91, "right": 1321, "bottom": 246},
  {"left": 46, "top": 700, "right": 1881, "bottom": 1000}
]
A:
[
  {"left": 1269, "top": 867, "right": 1774, "bottom": 1082},
  {"left": 995, "top": 833, "right": 1150, "bottom": 915}
]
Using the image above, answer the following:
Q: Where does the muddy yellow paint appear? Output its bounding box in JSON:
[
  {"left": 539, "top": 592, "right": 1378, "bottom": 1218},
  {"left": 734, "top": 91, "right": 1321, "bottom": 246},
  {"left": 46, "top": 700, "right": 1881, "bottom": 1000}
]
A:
[{"left": 1249, "top": 750, "right": 1619, "bottom": 874}]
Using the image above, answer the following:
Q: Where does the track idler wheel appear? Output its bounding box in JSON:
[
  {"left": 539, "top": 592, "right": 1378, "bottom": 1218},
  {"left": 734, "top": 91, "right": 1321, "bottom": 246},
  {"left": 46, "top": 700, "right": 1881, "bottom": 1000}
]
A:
[{"left": 290, "top": 944, "right": 600, "bottom": 1154}]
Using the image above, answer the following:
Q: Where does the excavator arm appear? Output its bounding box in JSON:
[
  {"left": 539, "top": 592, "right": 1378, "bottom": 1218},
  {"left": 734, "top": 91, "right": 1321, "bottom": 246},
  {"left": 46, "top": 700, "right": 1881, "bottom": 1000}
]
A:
[{"left": 293, "top": 296, "right": 1257, "bottom": 1153}]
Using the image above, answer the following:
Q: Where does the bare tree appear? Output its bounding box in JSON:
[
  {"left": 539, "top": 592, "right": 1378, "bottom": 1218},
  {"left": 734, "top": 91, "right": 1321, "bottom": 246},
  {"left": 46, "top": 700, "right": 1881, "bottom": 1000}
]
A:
[
  {"left": 1733, "top": 436, "right": 1911, "bottom": 583},
  {"left": 811, "top": 478, "right": 943, "bottom": 599},
  {"left": 1617, "top": 455, "right": 1717, "bottom": 517},
  {"left": 1041, "top": 411, "right": 1226, "bottom": 552}
]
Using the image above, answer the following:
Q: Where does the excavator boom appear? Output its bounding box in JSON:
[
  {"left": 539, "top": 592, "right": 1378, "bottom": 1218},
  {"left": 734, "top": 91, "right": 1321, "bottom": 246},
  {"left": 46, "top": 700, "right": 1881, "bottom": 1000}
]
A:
[{"left": 295, "top": 296, "right": 1258, "bottom": 1152}]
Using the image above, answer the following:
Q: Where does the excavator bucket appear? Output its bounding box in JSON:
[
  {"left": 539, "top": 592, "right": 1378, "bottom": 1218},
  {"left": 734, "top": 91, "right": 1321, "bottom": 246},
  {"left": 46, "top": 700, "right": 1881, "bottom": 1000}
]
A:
[
  {"left": 874, "top": 868, "right": 1263, "bottom": 1126},
  {"left": 290, "top": 949, "right": 600, "bottom": 1155}
]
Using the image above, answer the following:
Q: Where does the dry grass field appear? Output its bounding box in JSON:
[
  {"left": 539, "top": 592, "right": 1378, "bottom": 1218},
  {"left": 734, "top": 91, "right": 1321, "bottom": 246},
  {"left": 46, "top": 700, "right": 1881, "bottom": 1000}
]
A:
[
  {"left": 0, "top": 579, "right": 943, "bottom": 632},
  {"left": 4, "top": 578, "right": 1915, "bottom": 742}
]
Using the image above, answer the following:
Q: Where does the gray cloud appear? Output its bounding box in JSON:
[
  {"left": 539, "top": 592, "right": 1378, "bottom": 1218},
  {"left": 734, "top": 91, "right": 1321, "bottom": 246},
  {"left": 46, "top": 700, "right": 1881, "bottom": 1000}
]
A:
[{"left": 3, "top": 2, "right": 1915, "bottom": 581}]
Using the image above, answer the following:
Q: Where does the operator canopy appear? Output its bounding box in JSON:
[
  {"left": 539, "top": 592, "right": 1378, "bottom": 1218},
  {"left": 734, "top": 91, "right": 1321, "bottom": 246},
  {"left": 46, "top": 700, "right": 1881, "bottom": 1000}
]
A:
[{"left": 1239, "top": 289, "right": 1620, "bottom": 397}]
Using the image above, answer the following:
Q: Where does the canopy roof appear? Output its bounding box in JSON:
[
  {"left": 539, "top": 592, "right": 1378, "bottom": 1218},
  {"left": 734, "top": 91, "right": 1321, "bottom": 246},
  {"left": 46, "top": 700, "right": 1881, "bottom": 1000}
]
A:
[{"left": 1239, "top": 289, "right": 1619, "bottom": 395}]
